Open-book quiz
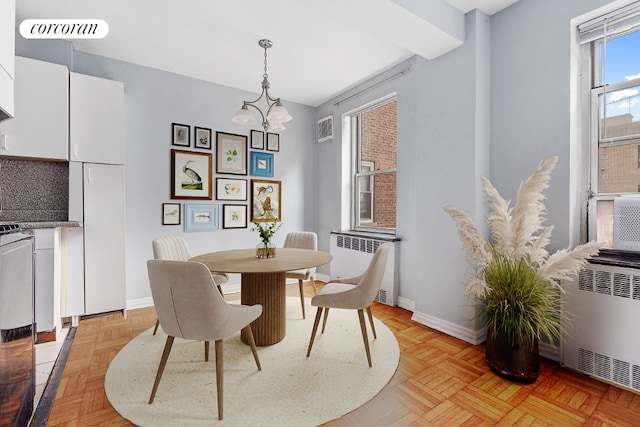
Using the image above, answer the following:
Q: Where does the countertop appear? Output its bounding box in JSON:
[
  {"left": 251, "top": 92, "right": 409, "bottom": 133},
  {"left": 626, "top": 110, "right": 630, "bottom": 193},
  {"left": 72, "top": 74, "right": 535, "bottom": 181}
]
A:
[{"left": 0, "top": 221, "right": 82, "bottom": 230}]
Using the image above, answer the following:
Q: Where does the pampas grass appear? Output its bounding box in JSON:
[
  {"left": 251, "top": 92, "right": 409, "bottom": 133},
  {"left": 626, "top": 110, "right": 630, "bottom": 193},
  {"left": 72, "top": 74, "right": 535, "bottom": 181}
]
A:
[{"left": 444, "top": 156, "right": 604, "bottom": 347}]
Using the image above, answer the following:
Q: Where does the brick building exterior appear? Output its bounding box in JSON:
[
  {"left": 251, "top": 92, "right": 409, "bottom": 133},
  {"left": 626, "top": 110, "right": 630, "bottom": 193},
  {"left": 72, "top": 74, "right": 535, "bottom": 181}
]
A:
[{"left": 599, "top": 114, "right": 640, "bottom": 193}]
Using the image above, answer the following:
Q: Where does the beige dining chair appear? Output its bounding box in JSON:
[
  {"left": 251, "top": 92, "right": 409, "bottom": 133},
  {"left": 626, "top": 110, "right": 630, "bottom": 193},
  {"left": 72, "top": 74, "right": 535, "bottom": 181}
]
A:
[
  {"left": 151, "top": 236, "right": 229, "bottom": 334},
  {"left": 283, "top": 231, "right": 318, "bottom": 319},
  {"left": 147, "top": 259, "right": 262, "bottom": 421},
  {"left": 306, "top": 242, "right": 392, "bottom": 367}
]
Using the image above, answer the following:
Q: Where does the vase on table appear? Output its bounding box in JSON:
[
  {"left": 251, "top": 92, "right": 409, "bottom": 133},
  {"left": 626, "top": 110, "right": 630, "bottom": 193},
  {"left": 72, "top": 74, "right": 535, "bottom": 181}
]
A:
[{"left": 256, "top": 241, "right": 276, "bottom": 258}]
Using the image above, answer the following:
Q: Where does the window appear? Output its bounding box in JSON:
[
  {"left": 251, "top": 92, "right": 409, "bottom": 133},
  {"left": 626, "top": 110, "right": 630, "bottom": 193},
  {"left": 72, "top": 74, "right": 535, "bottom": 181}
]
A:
[
  {"left": 349, "top": 96, "right": 397, "bottom": 233},
  {"left": 579, "top": 5, "right": 640, "bottom": 247}
]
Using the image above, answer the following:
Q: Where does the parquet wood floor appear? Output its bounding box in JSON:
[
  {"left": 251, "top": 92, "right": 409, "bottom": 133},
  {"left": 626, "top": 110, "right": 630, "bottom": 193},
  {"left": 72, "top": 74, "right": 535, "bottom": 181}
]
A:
[{"left": 44, "top": 282, "right": 639, "bottom": 426}]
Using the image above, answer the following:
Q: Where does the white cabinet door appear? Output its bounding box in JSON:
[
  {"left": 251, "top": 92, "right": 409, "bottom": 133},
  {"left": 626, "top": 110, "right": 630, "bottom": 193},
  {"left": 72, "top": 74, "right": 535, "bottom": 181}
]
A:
[
  {"left": 0, "top": 0, "right": 15, "bottom": 120},
  {"left": 33, "top": 228, "right": 55, "bottom": 333},
  {"left": 60, "top": 227, "right": 85, "bottom": 319},
  {"left": 70, "top": 73, "right": 125, "bottom": 164},
  {"left": 83, "top": 163, "right": 126, "bottom": 314},
  {"left": 0, "top": 57, "right": 69, "bottom": 159}
]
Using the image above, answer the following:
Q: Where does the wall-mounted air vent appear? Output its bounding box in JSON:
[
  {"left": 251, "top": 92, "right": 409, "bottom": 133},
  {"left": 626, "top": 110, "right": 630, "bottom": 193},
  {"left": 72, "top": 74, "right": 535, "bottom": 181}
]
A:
[{"left": 317, "top": 115, "right": 334, "bottom": 143}]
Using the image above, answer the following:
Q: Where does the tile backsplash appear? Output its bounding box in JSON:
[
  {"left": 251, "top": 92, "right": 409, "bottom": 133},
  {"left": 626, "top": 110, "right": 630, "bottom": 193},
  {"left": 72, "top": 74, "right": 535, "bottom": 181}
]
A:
[{"left": 0, "top": 158, "right": 69, "bottom": 222}]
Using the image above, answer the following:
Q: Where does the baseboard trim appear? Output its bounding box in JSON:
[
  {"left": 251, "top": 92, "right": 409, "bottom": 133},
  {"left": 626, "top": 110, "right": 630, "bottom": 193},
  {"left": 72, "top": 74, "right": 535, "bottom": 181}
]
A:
[
  {"left": 411, "top": 310, "right": 485, "bottom": 345},
  {"left": 126, "top": 296, "right": 154, "bottom": 310}
]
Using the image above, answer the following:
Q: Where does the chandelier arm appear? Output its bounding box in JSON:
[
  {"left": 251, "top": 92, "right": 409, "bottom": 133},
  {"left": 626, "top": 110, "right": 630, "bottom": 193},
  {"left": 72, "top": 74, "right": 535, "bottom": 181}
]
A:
[{"left": 243, "top": 101, "right": 266, "bottom": 124}]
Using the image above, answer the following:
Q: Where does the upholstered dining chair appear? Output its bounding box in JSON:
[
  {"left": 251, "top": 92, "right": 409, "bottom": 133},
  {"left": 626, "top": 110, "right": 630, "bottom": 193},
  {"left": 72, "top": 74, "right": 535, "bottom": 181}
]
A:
[
  {"left": 306, "top": 242, "right": 392, "bottom": 367},
  {"left": 151, "top": 236, "right": 229, "bottom": 335},
  {"left": 283, "top": 231, "right": 318, "bottom": 319},
  {"left": 147, "top": 260, "right": 262, "bottom": 421}
]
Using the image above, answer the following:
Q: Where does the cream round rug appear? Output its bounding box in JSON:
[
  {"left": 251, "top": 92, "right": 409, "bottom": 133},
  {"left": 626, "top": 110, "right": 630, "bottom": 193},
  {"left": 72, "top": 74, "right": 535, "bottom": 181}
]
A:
[{"left": 105, "top": 297, "right": 400, "bottom": 426}]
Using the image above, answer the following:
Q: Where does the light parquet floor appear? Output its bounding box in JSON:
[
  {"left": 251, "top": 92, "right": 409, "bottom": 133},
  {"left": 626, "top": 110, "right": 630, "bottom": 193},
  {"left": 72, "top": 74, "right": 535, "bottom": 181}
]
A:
[{"left": 44, "top": 282, "right": 640, "bottom": 426}]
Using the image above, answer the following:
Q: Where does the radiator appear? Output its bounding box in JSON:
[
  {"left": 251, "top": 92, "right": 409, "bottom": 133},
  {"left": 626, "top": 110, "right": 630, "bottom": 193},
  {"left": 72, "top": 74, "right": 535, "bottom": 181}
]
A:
[
  {"left": 329, "top": 232, "right": 399, "bottom": 306},
  {"left": 562, "top": 263, "right": 640, "bottom": 392}
]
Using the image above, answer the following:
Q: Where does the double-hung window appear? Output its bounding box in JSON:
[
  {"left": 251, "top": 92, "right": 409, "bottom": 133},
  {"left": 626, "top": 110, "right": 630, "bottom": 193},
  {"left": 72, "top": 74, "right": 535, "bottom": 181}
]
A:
[
  {"left": 349, "top": 95, "right": 397, "bottom": 234},
  {"left": 579, "top": 4, "right": 640, "bottom": 247}
]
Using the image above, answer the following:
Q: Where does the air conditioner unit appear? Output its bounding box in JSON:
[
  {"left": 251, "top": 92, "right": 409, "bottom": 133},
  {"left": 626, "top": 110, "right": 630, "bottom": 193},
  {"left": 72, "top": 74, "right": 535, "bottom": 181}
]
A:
[
  {"left": 329, "top": 232, "right": 399, "bottom": 306},
  {"left": 613, "top": 195, "right": 640, "bottom": 251},
  {"left": 317, "top": 115, "right": 334, "bottom": 143}
]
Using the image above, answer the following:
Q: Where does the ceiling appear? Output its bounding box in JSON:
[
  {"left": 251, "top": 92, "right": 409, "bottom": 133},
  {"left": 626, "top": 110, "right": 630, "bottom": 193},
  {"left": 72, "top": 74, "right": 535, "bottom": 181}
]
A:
[{"left": 15, "top": 0, "right": 519, "bottom": 107}]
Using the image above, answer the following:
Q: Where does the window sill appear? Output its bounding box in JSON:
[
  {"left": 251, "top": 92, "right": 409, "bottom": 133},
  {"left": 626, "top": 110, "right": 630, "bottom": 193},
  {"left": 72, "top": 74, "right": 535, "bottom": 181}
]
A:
[{"left": 588, "top": 248, "right": 640, "bottom": 269}]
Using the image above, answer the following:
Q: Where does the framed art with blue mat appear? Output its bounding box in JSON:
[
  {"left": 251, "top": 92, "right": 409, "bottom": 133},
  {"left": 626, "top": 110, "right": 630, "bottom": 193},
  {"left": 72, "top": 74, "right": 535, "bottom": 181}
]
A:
[
  {"left": 250, "top": 151, "right": 273, "bottom": 177},
  {"left": 184, "top": 203, "right": 219, "bottom": 232}
]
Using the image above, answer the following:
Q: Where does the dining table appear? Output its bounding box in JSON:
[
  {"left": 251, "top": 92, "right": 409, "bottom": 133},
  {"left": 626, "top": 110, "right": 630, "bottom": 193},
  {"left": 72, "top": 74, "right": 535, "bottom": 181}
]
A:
[{"left": 190, "top": 247, "right": 332, "bottom": 346}]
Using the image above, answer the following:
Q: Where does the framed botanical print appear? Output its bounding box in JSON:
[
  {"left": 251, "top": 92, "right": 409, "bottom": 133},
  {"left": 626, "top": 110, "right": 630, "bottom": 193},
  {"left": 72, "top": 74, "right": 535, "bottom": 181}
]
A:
[
  {"left": 251, "top": 179, "right": 281, "bottom": 222},
  {"left": 184, "top": 203, "right": 219, "bottom": 232},
  {"left": 216, "top": 131, "right": 247, "bottom": 175},
  {"left": 250, "top": 151, "right": 274, "bottom": 177},
  {"left": 222, "top": 204, "right": 248, "bottom": 229},
  {"left": 162, "top": 203, "right": 181, "bottom": 225},
  {"left": 170, "top": 149, "right": 213, "bottom": 200},
  {"left": 172, "top": 123, "right": 190, "bottom": 147},
  {"left": 216, "top": 178, "right": 247, "bottom": 201},
  {"left": 266, "top": 132, "right": 280, "bottom": 152},
  {"left": 251, "top": 130, "right": 265, "bottom": 150},
  {"left": 194, "top": 126, "right": 212, "bottom": 149}
]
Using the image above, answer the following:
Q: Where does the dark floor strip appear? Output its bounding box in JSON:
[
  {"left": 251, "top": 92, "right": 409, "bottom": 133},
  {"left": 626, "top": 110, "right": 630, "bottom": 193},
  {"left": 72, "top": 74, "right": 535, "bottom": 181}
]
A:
[{"left": 29, "top": 327, "right": 77, "bottom": 427}]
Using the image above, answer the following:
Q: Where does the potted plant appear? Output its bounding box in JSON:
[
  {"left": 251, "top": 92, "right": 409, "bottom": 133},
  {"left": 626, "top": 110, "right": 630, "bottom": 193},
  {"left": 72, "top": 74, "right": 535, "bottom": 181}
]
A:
[
  {"left": 251, "top": 220, "right": 282, "bottom": 258},
  {"left": 444, "top": 156, "right": 603, "bottom": 383}
]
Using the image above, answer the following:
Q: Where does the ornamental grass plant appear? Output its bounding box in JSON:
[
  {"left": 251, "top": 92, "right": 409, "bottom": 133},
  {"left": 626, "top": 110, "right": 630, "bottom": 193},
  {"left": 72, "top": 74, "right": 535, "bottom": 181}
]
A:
[{"left": 444, "top": 156, "right": 603, "bottom": 349}]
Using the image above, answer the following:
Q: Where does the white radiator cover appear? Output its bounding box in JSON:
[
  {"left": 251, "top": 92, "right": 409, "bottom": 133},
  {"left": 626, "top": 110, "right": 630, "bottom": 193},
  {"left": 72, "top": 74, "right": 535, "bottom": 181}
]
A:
[
  {"left": 329, "top": 232, "right": 399, "bottom": 306},
  {"left": 562, "top": 263, "right": 640, "bottom": 393}
]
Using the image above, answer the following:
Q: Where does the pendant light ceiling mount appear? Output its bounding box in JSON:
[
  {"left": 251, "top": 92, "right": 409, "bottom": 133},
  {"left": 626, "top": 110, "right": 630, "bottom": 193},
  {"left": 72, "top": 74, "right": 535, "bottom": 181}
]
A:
[{"left": 232, "top": 38, "right": 292, "bottom": 132}]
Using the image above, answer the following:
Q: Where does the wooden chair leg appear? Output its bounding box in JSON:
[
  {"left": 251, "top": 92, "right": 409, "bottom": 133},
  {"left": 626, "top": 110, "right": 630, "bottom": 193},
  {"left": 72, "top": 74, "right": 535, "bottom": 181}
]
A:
[
  {"left": 153, "top": 318, "right": 160, "bottom": 335},
  {"left": 204, "top": 341, "right": 210, "bottom": 362},
  {"left": 214, "top": 340, "right": 224, "bottom": 420},
  {"left": 149, "top": 335, "right": 174, "bottom": 404},
  {"left": 310, "top": 276, "right": 317, "bottom": 295},
  {"left": 217, "top": 285, "right": 223, "bottom": 295},
  {"left": 366, "top": 306, "right": 377, "bottom": 339},
  {"left": 298, "top": 279, "right": 306, "bottom": 319},
  {"left": 242, "top": 326, "right": 261, "bottom": 371},
  {"left": 307, "top": 307, "right": 323, "bottom": 357},
  {"left": 321, "top": 308, "right": 330, "bottom": 333},
  {"left": 357, "top": 309, "right": 372, "bottom": 367}
]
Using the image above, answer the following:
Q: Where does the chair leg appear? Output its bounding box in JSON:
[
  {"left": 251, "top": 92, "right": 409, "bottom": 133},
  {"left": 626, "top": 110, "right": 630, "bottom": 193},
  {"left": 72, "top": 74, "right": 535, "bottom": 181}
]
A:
[
  {"left": 321, "top": 308, "right": 330, "bottom": 333},
  {"left": 307, "top": 307, "right": 323, "bottom": 357},
  {"left": 153, "top": 318, "right": 160, "bottom": 335},
  {"left": 366, "top": 306, "right": 377, "bottom": 339},
  {"left": 298, "top": 279, "right": 306, "bottom": 319},
  {"left": 310, "top": 275, "right": 317, "bottom": 295},
  {"left": 214, "top": 340, "right": 224, "bottom": 420},
  {"left": 217, "top": 284, "right": 223, "bottom": 295},
  {"left": 149, "top": 335, "right": 175, "bottom": 404},
  {"left": 204, "top": 341, "right": 210, "bottom": 362},
  {"left": 242, "top": 326, "right": 261, "bottom": 371},
  {"left": 357, "top": 309, "right": 373, "bottom": 367}
]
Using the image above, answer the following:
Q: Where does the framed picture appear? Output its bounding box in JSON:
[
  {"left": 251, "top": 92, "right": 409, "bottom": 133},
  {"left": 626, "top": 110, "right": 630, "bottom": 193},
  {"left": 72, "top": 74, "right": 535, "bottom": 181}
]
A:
[
  {"left": 251, "top": 130, "right": 265, "bottom": 150},
  {"left": 216, "top": 131, "right": 247, "bottom": 175},
  {"left": 194, "top": 126, "right": 212, "bottom": 149},
  {"left": 184, "top": 203, "right": 219, "bottom": 232},
  {"left": 251, "top": 179, "right": 281, "bottom": 222},
  {"left": 171, "top": 149, "right": 212, "bottom": 200},
  {"left": 250, "top": 151, "right": 274, "bottom": 177},
  {"left": 222, "top": 204, "right": 248, "bottom": 229},
  {"left": 162, "top": 203, "right": 181, "bottom": 225},
  {"left": 216, "top": 178, "right": 247, "bottom": 201},
  {"left": 266, "top": 132, "right": 280, "bottom": 152},
  {"left": 172, "top": 123, "right": 190, "bottom": 147}
]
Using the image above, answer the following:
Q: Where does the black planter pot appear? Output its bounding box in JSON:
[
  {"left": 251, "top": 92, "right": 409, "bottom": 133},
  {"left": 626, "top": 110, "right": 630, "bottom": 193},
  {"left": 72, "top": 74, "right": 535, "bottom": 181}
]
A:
[{"left": 485, "top": 329, "right": 540, "bottom": 383}]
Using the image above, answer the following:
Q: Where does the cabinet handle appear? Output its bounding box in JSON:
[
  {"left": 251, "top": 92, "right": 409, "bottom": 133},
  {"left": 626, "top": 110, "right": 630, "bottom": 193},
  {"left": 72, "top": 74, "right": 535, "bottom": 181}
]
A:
[
  {"left": 0, "top": 134, "right": 7, "bottom": 151},
  {"left": 87, "top": 166, "right": 93, "bottom": 184}
]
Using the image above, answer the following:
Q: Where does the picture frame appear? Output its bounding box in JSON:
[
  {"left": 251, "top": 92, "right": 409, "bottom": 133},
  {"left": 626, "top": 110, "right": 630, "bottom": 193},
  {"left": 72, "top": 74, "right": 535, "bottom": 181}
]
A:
[
  {"left": 171, "top": 149, "right": 213, "bottom": 200},
  {"left": 222, "top": 204, "right": 248, "bottom": 229},
  {"left": 172, "top": 123, "right": 190, "bottom": 147},
  {"left": 216, "top": 178, "right": 247, "bottom": 201},
  {"left": 162, "top": 203, "right": 181, "bottom": 225},
  {"left": 194, "top": 126, "right": 212, "bottom": 149},
  {"left": 251, "top": 130, "right": 265, "bottom": 150},
  {"left": 266, "top": 132, "right": 280, "bottom": 152},
  {"left": 184, "top": 203, "right": 219, "bottom": 232},
  {"left": 250, "top": 151, "right": 274, "bottom": 177},
  {"left": 251, "top": 179, "right": 281, "bottom": 222},
  {"left": 216, "top": 131, "right": 247, "bottom": 175}
]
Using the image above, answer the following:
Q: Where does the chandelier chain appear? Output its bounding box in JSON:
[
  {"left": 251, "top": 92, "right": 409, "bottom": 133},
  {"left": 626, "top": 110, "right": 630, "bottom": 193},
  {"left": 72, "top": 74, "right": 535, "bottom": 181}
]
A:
[{"left": 263, "top": 47, "right": 268, "bottom": 79}]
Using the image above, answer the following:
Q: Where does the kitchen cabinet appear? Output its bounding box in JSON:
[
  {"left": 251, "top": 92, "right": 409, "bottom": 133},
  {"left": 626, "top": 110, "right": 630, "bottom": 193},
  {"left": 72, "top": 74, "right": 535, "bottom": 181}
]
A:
[
  {"left": 0, "top": 57, "right": 69, "bottom": 160},
  {"left": 68, "top": 162, "right": 126, "bottom": 316},
  {"left": 69, "top": 72, "right": 125, "bottom": 164},
  {"left": 32, "top": 228, "right": 57, "bottom": 336},
  {"left": 0, "top": 0, "right": 15, "bottom": 122}
]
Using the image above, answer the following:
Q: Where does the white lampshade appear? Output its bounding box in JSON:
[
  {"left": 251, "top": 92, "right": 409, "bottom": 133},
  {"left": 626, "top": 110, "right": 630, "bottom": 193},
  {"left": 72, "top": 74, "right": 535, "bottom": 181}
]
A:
[
  {"left": 232, "top": 106, "right": 258, "bottom": 125},
  {"left": 268, "top": 120, "right": 286, "bottom": 131},
  {"left": 267, "top": 103, "right": 292, "bottom": 123}
]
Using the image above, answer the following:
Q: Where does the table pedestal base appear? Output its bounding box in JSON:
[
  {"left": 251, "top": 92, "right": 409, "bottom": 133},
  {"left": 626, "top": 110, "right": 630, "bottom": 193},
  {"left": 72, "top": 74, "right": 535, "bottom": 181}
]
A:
[{"left": 240, "top": 271, "right": 286, "bottom": 346}]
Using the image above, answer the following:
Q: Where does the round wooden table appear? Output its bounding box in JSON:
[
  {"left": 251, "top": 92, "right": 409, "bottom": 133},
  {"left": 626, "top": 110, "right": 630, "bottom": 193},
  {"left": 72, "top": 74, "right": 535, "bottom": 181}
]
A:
[{"left": 190, "top": 248, "right": 332, "bottom": 346}]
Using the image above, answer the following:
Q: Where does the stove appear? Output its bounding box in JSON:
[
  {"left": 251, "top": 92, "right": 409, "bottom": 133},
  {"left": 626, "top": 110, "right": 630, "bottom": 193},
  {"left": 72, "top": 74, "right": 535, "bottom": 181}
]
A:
[{"left": 0, "top": 223, "right": 20, "bottom": 235}]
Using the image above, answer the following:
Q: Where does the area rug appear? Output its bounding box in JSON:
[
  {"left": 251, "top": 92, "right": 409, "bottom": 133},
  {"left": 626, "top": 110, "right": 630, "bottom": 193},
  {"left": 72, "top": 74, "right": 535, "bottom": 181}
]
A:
[{"left": 105, "top": 297, "right": 400, "bottom": 426}]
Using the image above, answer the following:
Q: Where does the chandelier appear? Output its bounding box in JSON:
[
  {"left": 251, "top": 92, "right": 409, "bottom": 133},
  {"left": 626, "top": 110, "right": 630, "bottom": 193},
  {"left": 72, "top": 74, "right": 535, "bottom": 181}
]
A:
[{"left": 232, "top": 39, "right": 292, "bottom": 132}]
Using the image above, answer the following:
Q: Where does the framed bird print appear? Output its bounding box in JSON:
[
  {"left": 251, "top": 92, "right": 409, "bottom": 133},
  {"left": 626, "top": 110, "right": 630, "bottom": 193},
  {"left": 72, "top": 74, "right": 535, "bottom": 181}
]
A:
[
  {"left": 170, "top": 149, "right": 212, "bottom": 200},
  {"left": 251, "top": 179, "right": 281, "bottom": 222},
  {"left": 216, "top": 131, "right": 247, "bottom": 175}
]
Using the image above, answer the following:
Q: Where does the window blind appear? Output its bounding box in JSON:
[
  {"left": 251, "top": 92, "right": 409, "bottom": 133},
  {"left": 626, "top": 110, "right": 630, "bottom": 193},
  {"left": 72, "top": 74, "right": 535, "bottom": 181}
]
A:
[{"left": 578, "top": 1, "right": 640, "bottom": 44}]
